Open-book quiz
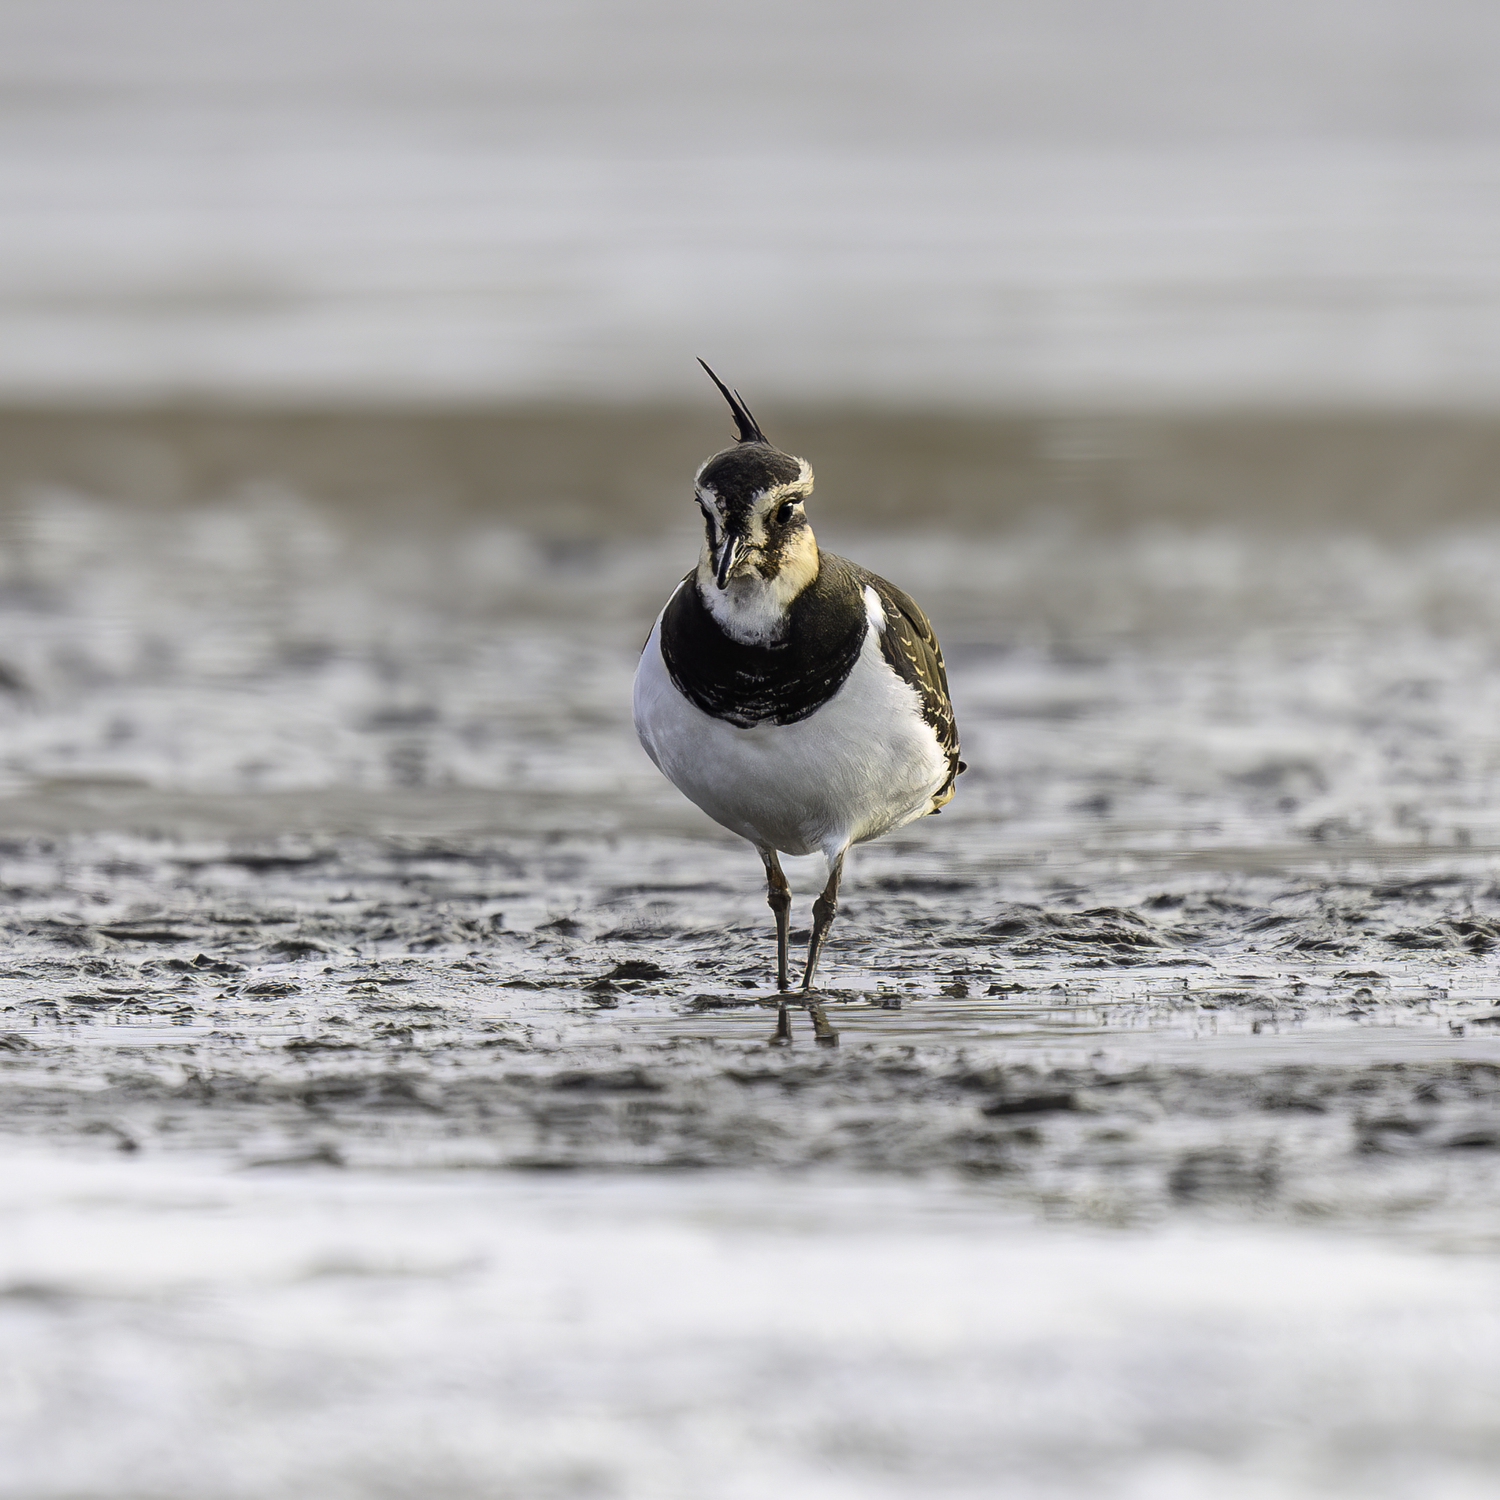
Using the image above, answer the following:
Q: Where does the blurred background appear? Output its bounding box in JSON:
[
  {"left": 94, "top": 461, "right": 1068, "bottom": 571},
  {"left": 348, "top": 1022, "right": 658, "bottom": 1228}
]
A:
[
  {"left": 2, "top": 0, "right": 1500, "bottom": 802},
  {"left": 4, "top": 0, "right": 1500, "bottom": 524},
  {"left": 9, "top": 5, "right": 1500, "bottom": 1500}
]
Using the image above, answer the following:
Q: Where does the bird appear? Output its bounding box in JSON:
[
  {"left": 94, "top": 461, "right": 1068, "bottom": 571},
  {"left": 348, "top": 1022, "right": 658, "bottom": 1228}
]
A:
[{"left": 633, "top": 360, "right": 964, "bottom": 1046}]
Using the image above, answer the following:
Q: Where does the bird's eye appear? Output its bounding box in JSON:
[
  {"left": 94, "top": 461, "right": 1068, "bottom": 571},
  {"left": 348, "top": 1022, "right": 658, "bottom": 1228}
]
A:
[{"left": 775, "top": 501, "right": 796, "bottom": 526}]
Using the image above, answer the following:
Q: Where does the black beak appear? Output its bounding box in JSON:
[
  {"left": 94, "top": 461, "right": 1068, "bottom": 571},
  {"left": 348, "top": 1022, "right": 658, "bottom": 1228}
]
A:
[{"left": 715, "top": 528, "right": 747, "bottom": 589}]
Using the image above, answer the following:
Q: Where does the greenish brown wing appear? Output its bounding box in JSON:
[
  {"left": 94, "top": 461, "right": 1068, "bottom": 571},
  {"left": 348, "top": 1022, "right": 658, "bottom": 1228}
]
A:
[{"left": 851, "top": 565, "right": 965, "bottom": 807}]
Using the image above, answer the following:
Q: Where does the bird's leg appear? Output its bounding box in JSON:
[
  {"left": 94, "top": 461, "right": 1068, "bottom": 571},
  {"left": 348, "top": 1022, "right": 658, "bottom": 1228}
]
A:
[
  {"left": 762, "top": 849, "right": 792, "bottom": 992},
  {"left": 762, "top": 849, "right": 795, "bottom": 1046},
  {"left": 801, "top": 851, "right": 845, "bottom": 990},
  {"left": 800, "top": 850, "right": 845, "bottom": 1048}
]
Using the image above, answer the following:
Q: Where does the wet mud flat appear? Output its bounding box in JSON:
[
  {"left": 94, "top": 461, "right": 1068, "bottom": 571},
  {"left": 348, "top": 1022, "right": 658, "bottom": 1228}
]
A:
[
  {"left": 6, "top": 809, "right": 1500, "bottom": 1228},
  {"left": 9, "top": 832, "right": 1500, "bottom": 1496},
  {"left": 6, "top": 491, "right": 1500, "bottom": 1494},
  {"left": 1, "top": 493, "right": 1500, "bottom": 1224}
]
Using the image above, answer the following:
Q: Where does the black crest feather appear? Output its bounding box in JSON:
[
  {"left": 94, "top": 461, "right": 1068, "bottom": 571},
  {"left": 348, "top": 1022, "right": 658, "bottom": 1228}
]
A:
[{"left": 697, "top": 358, "right": 767, "bottom": 445}]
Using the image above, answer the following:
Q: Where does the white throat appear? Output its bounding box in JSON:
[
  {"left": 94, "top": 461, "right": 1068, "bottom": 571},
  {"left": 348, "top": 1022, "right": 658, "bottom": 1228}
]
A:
[{"left": 696, "top": 534, "right": 819, "bottom": 645}]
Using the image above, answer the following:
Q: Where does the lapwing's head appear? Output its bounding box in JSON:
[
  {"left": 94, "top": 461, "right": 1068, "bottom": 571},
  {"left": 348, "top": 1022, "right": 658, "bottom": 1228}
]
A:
[{"left": 692, "top": 361, "right": 819, "bottom": 638}]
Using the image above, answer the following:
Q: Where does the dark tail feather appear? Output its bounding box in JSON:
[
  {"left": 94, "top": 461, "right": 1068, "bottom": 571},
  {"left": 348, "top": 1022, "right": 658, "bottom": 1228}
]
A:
[{"left": 697, "top": 358, "right": 768, "bottom": 444}]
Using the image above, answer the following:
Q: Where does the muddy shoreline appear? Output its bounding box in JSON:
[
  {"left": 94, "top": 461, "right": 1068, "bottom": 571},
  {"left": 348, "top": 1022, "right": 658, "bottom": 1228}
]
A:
[
  {"left": 1, "top": 493, "right": 1500, "bottom": 1230},
  {"left": 4, "top": 482, "right": 1500, "bottom": 1494},
  {"left": 3, "top": 804, "right": 1500, "bottom": 1232}
]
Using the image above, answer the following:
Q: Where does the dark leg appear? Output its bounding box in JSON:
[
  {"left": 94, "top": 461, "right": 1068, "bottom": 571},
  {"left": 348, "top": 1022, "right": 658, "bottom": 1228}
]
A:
[
  {"left": 762, "top": 849, "right": 794, "bottom": 1046},
  {"left": 800, "top": 852, "right": 845, "bottom": 1048},
  {"left": 761, "top": 849, "right": 792, "bottom": 992},
  {"left": 800, "top": 850, "right": 846, "bottom": 994}
]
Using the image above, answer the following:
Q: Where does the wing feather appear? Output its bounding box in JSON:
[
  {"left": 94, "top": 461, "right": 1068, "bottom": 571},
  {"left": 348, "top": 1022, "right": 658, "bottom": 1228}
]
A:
[{"left": 849, "top": 564, "right": 965, "bottom": 809}]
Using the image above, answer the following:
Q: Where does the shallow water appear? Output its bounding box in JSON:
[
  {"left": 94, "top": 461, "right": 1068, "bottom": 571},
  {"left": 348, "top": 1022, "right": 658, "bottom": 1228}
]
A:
[{"left": 6, "top": 492, "right": 1500, "bottom": 1493}]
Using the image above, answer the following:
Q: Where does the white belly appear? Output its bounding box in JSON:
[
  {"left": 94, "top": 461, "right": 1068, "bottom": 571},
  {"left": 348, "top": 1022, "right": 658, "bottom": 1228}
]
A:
[{"left": 633, "top": 613, "right": 949, "bottom": 860}]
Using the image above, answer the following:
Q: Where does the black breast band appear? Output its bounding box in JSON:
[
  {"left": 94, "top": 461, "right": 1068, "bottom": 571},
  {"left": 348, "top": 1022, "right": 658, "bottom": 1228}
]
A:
[{"left": 660, "top": 558, "right": 868, "bottom": 728}]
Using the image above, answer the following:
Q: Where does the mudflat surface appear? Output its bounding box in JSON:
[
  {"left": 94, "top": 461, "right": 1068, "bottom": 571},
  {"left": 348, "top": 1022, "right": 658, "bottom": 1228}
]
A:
[{"left": 6, "top": 492, "right": 1500, "bottom": 1495}]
